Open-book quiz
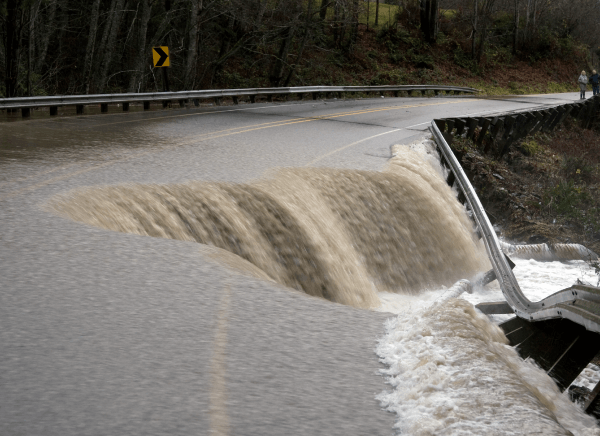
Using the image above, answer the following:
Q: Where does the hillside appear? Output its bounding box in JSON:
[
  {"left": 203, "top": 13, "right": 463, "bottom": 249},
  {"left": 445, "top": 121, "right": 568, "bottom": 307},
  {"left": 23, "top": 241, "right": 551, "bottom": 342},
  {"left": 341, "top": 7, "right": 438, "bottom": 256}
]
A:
[{"left": 1, "top": 0, "right": 596, "bottom": 98}]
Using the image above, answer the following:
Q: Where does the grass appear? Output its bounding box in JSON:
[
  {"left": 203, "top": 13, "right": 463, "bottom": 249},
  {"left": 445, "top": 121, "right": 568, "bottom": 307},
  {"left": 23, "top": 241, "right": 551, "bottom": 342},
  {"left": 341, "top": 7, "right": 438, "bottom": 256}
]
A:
[
  {"left": 359, "top": 2, "right": 400, "bottom": 28},
  {"left": 467, "top": 81, "right": 577, "bottom": 96}
]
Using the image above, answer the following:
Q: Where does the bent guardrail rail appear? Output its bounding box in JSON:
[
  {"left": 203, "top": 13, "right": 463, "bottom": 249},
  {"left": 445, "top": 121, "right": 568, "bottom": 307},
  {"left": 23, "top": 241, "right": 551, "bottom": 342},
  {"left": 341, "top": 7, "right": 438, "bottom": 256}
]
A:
[
  {"left": 430, "top": 121, "right": 600, "bottom": 334},
  {"left": 0, "top": 84, "right": 479, "bottom": 117}
]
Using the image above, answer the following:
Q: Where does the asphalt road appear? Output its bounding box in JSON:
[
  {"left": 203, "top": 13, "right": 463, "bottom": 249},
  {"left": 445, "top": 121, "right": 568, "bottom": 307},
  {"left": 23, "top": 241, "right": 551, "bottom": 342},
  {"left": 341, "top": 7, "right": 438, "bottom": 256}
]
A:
[{"left": 0, "top": 92, "right": 583, "bottom": 435}]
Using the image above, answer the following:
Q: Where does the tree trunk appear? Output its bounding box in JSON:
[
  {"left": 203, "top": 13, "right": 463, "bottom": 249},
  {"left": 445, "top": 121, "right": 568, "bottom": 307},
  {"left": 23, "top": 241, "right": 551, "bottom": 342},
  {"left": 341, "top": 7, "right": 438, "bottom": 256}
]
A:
[
  {"left": 375, "top": 0, "right": 380, "bottom": 26},
  {"left": 149, "top": 0, "right": 184, "bottom": 47},
  {"left": 349, "top": 0, "right": 359, "bottom": 49},
  {"left": 269, "top": 25, "right": 295, "bottom": 87},
  {"left": 35, "top": 0, "right": 57, "bottom": 73},
  {"left": 56, "top": 0, "right": 70, "bottom": 66},
  {"left": 319, "top": 0, "right": 329, "bottom": 20},
  {"left": 128, "top": 0, "right": 153, "bottom": 92},
  {"left": 513, "top": 0, "right": 519, "bottom": 54},
  {"left": 83, "top": 0, "right": 102, "bottom": 94},
  {"left": 284, "top": 0, "right": 314, "bottom": 86},
  {"left": 420, "top": 0, "right": 439, "bottom": 43},
  {"left": 91, "top": 0, "right": 116, "bottom": 92},
  {"left": 28, "top": 2, "right": 39, "bottom": 96},
  {"left": 183, "top": 0, "right": 201, "bottom": 90},
  {"left": 477, "top": 22, "right": 487, "bottom": 64},
  {"left": 5, "top": 0, "right": 21, "bottom": 98},
  {"left": 95, "top": 0, "right": 126, "bottom": 93},
  {"left": 471, "top": 0, "right": 478, "bottom": 58}
]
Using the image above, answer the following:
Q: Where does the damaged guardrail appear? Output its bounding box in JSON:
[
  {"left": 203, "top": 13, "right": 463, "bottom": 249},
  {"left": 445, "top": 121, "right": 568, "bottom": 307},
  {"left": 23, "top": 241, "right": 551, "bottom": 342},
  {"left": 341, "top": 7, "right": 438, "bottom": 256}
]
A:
[
  {"left": 430, "top": 120, "right": 600, "bottom": 334},
  {"left": 0, "top": 84, "right": 478, "bottom": 118}
]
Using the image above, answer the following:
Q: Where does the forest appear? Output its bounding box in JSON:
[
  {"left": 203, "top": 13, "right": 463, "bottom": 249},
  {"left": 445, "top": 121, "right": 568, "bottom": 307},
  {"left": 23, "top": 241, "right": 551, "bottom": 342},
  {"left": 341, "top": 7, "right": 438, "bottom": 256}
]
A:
[{"left": 1, "top": 0, "right": 600, "bottom": 98}]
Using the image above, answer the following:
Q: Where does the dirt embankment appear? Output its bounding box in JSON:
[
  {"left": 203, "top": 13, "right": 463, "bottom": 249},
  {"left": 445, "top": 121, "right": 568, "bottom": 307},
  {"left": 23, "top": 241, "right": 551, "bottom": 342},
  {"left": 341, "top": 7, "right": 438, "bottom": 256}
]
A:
[{"left": 450, "top": 118, "right": 600, "bottom": 256}]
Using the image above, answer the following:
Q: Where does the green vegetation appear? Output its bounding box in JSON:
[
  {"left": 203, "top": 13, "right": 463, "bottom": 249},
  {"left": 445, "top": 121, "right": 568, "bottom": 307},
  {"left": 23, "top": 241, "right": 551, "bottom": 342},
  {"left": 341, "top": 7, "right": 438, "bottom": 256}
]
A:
[{"left": 359, "top": 3, "right": 400, "bottom": 29}]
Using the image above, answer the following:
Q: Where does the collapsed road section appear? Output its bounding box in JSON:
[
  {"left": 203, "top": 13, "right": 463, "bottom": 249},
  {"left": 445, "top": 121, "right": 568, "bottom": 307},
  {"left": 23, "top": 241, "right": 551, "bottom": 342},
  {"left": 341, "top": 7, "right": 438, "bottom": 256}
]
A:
[{"left": 430, "top": 118, "right": 600, "bottom": 417}]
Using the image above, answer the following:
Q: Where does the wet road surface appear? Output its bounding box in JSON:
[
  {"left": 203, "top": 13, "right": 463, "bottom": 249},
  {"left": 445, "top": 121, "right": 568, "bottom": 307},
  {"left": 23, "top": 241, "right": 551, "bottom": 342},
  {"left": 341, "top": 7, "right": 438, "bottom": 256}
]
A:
[{"left": 0, "top": 92, "right": 582, "bottom": 435}]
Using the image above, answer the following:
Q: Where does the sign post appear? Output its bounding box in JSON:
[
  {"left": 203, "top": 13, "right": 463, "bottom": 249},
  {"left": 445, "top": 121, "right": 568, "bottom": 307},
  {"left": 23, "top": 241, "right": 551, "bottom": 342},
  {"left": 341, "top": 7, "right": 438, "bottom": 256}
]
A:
[{"left": 152, "top": 46, "right": 170, "bottom": 92}]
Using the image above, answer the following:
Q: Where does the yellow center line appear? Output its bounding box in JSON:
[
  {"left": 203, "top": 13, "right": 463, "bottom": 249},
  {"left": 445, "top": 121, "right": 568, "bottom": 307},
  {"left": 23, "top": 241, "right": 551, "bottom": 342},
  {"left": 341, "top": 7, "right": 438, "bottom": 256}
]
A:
[
  {"left": 209, "top": 284, "right": 231, "bottom": 436},
  {"left": 0, "top": 99, "right": 471, "bottom": 201}
]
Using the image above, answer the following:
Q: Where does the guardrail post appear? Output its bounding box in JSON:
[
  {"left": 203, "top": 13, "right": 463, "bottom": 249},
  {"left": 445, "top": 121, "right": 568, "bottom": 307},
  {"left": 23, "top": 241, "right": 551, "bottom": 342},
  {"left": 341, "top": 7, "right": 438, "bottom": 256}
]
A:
[
  {"left": 101, "top": 103, "right": 108, "bottom": 113},
  {"left": 584, "top": 97, "right": 599, "bottom": 129},
  {"left": 454, "top": 118, "right": 466, "bottom": 135},
  {"left": 143, "top": 102, "right": 150, "bottom": 110},
  {"left": 249, "top": 95, "right": 256, "bottom": 103},
  {"left": 570, "top": 103, "right": 582, "bottom": 119},
  {"left": 178, "top": 100, "right": 185, "bottom": 108},
  {"left": 21, "top": 108, "right": 31, "bottom": 118},
  {"left": 466, "top": 118, "right": 479, "bottom": 140},
  {"left": 193, "top": 99, "right": 199, "bottom": 107},
  {"left": 267, "top": 95, "right": 273, "bottom": 102},
  {"left": 549, "top": 106, "right": 566, "bottom": 130},
  {"left": 123, "top": 102, "right": 129, "bottom": 111},
  {"left": 232, "top": 96, "right": 239, "bottom": 105},
  {"left": 76, "top": 105, "right": 84, "bottom": 115},
  {"left": 519, "top": 112, "right": 536, "bottom": 137},
  {"left": 394, "top": 91, "right": 399, "bottom": 97},
  {"left": 50, "top": 106, "right": 58, "bottom": 116},
  {"left": 297, "top": 93, "right": 303, "bottom": 100},
  {"left": 541, "top": 109, "right": 558, "bottom": 132},
  {"left": 529, "top": 111, "right": 545, "bottom": 135},
  {"left": 476, "top": 118, "right": 491, "bottom": 147},
  {"left": 214, "top": 97, "right": 221, "bottom": 106},
  {"left": 162, "top": 100, "right": 169, "bottom": 108},
  {"left": 312, "top": 92, "right": 318, "bottom": 100}
]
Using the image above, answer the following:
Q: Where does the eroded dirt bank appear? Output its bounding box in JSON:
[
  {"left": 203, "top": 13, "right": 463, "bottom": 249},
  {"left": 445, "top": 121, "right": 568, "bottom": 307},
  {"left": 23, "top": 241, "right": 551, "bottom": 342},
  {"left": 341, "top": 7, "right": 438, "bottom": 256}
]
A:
[{"left": 450, "top": 118, "right": 600, "bottom": 258}]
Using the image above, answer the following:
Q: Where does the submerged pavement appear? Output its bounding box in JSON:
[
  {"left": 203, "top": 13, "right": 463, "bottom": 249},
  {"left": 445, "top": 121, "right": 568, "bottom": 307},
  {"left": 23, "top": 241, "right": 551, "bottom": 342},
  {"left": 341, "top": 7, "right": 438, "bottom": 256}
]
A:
[{"left": 0, "top": 92, "right": 583, "bottom": 435}]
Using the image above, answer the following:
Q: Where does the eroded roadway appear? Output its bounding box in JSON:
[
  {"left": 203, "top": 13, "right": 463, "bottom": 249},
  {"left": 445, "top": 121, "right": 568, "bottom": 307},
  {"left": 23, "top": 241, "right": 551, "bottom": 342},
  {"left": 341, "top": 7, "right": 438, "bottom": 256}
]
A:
[{"left": 0, "top": 92, "right": 583, "bottom": 435}]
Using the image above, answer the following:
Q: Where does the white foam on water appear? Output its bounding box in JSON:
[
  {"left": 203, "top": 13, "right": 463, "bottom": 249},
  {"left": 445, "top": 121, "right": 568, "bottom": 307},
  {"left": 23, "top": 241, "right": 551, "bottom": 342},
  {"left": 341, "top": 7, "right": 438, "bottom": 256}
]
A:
[
  {"left": 376, "top": 137, "right": 600, "bottom": 435},
  {"left": 376, "top": 299, "right": 600, "bottom": 436},
  {"left": 461, "top": 258, "right": 599, "bottom": 324}
]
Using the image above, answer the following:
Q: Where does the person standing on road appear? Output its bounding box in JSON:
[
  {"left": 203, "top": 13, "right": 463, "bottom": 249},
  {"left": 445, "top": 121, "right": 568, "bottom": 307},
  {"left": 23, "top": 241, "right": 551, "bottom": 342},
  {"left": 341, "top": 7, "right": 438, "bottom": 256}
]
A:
[
  {"left": 578, "top": 70, "right": 588, "bottom": 99},
  {"left": 591, "top": 70, "right": 600, "bottom": 96}
]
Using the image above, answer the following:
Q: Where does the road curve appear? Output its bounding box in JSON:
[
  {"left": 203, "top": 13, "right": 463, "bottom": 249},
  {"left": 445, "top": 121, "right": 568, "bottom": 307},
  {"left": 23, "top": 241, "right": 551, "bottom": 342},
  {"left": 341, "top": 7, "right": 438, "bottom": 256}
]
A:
[{"left": 0, "top": 92, "right": 585, "bottom": 436}]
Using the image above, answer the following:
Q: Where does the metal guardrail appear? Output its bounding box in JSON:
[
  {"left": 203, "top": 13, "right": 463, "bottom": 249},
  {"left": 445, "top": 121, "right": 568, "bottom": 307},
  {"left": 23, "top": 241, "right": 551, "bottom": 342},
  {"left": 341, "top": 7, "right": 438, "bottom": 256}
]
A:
[
  {"left": 0, "top": 85, "right": 478, "bottom": 116},
  {"left": 430, "top": 121, "right": 600, "bottom": 334}
]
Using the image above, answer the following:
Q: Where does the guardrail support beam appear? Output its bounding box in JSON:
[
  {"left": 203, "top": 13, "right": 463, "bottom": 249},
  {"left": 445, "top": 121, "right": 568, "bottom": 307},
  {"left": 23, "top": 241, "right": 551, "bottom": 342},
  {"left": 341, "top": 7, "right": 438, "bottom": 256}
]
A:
[
  {"left": 232, "top": 96, "right": 239, "bottom": 105},
  {"left": 178, "top": 100, "right": 185, "bottom": 108},
  {"left": 143, "top": 101, "right": 150, "bottom": 110},
  {"left": 50, "top": 106, "right": 58, "bottom": 116},
  {"left": 21, "top": 108, "right": 30, "bottom": 118},
  {"left": 122, "top": 102, "right": 129, "bottom": 112},
  {"left": 249, "top": 95, "right": 256, "bottom": 103},
  {"left": 214, "top": 97, "right": 221, "bottom": 106},
  {"left": 76, "top": 105, "right": 84, "bottom": 115},
  {"left": 101, "top": 103, "right": 108, "bottom": 113}
]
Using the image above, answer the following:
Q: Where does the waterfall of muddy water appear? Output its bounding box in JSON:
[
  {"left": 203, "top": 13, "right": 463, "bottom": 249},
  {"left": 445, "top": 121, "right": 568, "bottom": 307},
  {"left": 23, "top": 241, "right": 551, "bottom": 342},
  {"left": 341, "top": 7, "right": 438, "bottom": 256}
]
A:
[
  {"left": 47, "top": 144, "right": 488, "bottom": 309},
  {"left": 47, "top": 136, "right": 600, "bottom": 434}
]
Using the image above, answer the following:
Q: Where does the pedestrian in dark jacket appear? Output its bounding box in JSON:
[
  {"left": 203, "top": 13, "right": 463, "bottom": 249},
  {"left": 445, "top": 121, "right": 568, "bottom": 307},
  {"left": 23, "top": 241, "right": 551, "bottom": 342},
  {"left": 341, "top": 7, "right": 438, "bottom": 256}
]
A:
[
  {"left": 579, "top": 71, "right": 588, "bottom": 99},
  {"left": 591, "top": 70, "right": 600, "bottom": 96}
]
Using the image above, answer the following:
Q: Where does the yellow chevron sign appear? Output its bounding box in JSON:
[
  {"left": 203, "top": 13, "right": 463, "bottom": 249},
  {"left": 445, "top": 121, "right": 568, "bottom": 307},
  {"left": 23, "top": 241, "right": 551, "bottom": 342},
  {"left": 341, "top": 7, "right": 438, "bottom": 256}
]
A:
[{"left": 152, "top": 46, "right": 170, "bottom": 67}]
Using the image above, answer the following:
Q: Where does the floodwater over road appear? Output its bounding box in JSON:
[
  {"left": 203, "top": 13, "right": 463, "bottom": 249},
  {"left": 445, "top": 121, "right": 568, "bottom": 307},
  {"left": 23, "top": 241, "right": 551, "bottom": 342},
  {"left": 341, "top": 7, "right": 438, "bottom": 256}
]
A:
[{"left": 2, "top": 96, "right": 599, "bottom": 435}]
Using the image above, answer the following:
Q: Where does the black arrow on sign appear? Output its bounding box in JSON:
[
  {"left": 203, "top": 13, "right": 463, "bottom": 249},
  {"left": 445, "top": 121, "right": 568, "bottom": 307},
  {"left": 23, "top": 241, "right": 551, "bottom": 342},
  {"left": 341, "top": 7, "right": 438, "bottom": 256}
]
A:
[{"left": 154, "top": 47, "right": 168, "bottom": 67}]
